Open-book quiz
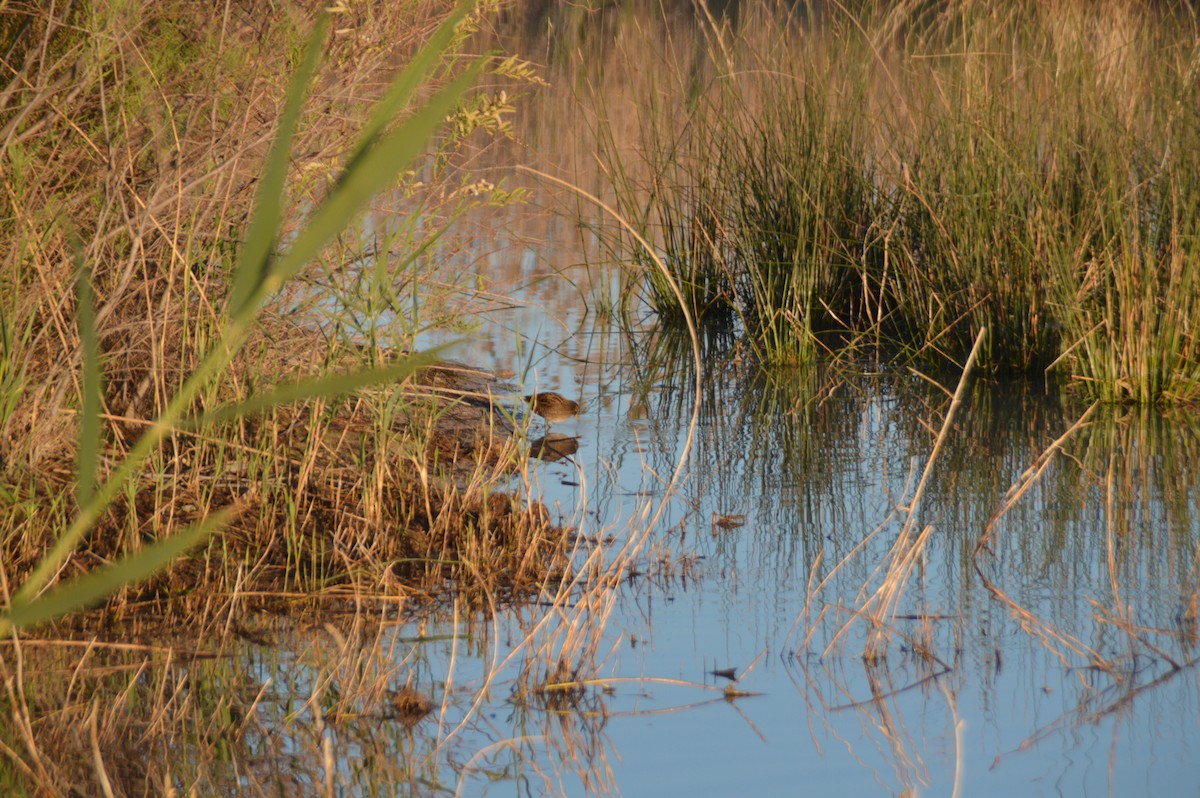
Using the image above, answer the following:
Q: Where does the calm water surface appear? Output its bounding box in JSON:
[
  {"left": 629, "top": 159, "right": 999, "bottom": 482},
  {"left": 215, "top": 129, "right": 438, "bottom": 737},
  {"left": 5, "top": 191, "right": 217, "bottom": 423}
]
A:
[
  {"left": 249, "top": 6, "right": 1200, "bottom": 794},
  {"left": 406, "top": 302, "right": 1200, "bottom": 797}
]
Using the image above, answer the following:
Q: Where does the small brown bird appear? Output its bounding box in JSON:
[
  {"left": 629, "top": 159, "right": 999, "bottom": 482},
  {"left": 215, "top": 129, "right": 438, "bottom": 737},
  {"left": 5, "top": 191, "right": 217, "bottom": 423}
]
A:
[{"left": 524, "top": 392, "right": 581, "bottom": 424}]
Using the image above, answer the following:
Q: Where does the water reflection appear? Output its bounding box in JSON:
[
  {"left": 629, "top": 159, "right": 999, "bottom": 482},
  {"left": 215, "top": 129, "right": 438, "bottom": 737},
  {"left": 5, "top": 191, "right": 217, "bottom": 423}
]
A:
[
  {"left": 154, "top": 359, "right": 1198, "bottom": 795},
  {"left": 228, "top": 4, "right": 1200, "bottom": 795},
  {"left": 527, "top": 357, "right": 1197, "bottom": 795}
]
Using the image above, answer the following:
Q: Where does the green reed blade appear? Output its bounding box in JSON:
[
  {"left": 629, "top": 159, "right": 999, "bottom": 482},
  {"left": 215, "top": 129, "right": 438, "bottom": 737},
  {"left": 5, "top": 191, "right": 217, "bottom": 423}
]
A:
[
  {"left": 71, "top": 232, "right": 102, "bottom": 510},
  {"left": 226, "top": 15, "right": 330, "bottom": 320},
  {"left": 262, "top": 63, "right": 484, "bottom": 298},
  {"left": 343, "top": 0, "right": 474, "bottom": 179},
  {"left": 1, "top": 507, "right": 232, "bottom": 633},
  {"left": 187, "top": 348, "right": 447, "bottom": 428},
  {"left": 12, "top": 10, "right": 475, "bottom": 607}
]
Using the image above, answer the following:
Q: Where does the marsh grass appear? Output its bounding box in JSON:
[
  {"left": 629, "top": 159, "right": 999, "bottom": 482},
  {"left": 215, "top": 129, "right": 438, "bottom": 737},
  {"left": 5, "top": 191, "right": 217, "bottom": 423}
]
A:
[
  {"left": 580, "top": 8, "right": 737, "bottom": 326},
  {"left": 591, "top": 0, "right": 1200, "bottom": 401}
]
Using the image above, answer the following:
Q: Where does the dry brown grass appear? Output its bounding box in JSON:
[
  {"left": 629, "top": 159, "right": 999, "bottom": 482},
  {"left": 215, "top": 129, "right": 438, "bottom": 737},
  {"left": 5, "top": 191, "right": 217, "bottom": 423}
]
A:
[
  {"left": 0, "top": 3, "right": 594, "bottom": 792},
  {"left": 0, "top": 0, "right": 568, "bottom": 603}
]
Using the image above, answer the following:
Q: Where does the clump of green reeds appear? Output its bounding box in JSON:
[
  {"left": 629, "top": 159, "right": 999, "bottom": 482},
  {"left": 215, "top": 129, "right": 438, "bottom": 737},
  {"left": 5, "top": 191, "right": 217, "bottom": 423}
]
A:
[
  {"left": 721, "top": 62, "right": 885, "bottom": 363},
  {"left": 595, "top": 0, "right": 1200, "bottom": 401},
  {"left": 884, "top": 0, "right": 1200, "bottom": 390}
]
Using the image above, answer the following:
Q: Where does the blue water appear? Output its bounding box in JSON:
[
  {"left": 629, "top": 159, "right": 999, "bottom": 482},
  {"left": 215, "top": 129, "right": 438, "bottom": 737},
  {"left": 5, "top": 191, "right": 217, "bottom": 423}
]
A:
[
  {"left": 394, "top": 256, "right": 1200, "bottom": 796},
  {"left": 266, "top": 17, "right": 1200, "bottom": 790}
]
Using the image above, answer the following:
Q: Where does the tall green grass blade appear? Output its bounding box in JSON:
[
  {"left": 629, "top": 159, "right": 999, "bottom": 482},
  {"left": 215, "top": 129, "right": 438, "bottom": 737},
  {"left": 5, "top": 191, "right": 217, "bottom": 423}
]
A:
[
  {"left": 226, "top": 15, "right": 331, "bottom": 319},
  {"left": 0, "top": 317, "right": 29, "bottom": 442},
  {"left": 16, "top": 302, "right": 262, "bottom": 605},
  {"left": 343, "top": 0, "right": 474, "bottom": 178},
  {"left": 1, "top": 507, "right": 232, "bottom": 633},
  {"left": 188, "top": 348, "right": 447, "bottom": 428},
  {"left": 263, "top": 63, "right": 485, "bottom": 298},
  {"left": 71, "top": 232, "right": 102, "bottom": 509}
]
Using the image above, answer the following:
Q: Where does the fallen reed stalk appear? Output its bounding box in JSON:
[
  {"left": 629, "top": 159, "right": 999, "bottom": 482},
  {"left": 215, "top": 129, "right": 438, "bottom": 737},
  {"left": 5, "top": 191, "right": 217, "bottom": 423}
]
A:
[
  {"left": 817, "top": 327, "right": 986, "bottom": 660},
  {"left": 968, "top": 400, "right": 1113, "bottom": 673}
]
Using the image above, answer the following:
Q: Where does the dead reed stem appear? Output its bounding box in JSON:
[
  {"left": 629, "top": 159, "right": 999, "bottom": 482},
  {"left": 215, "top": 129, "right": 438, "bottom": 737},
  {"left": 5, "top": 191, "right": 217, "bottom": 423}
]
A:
[
  {"left": 820, "top": 327, "right": 987, "bottom": 660},
  {"left": 969, "top": 400, "right": 1111, "bottom": 673}
]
